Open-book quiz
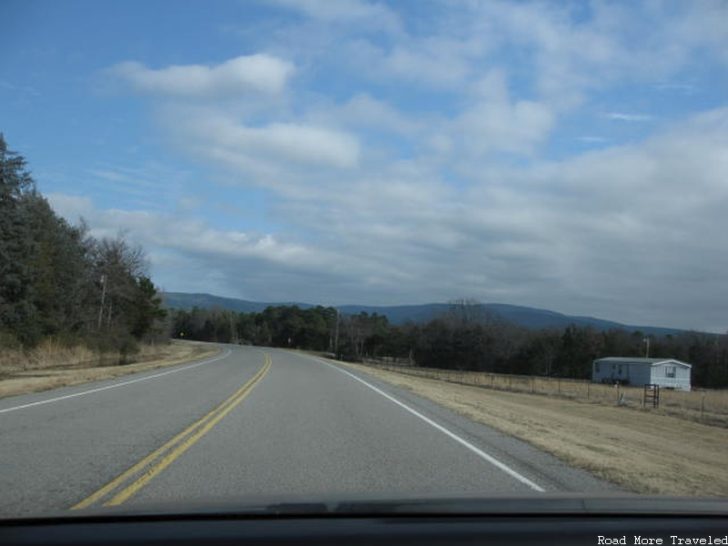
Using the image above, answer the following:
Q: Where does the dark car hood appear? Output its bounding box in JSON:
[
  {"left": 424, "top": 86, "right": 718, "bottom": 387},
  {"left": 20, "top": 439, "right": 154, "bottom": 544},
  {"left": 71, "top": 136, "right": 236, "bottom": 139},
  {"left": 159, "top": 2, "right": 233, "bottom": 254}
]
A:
[{"left": 25, "top": 493, "right": 728, "bottom": 521}]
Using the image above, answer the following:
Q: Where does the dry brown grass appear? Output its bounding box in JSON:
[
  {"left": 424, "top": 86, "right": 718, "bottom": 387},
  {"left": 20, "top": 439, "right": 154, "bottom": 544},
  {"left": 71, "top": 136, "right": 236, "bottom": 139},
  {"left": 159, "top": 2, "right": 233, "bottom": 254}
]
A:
[
  {"left": 365, "top": 365, "right": 728, "bottom": 427},
  {"left": 342, "top": 362, "right": 728, "bottom": 496},
  {"left": 0, "top": 340, "right": 220, "bottom": 400}
]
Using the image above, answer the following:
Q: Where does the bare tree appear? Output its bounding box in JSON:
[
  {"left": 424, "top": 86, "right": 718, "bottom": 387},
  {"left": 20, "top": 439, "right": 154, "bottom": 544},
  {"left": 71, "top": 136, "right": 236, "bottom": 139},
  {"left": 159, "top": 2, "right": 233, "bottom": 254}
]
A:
[
  {"left": 445, "top": 298, "right": 492, "bottom": 327},
  {"left": 93, "top": 234, "right": 147, "bottom": 331}
]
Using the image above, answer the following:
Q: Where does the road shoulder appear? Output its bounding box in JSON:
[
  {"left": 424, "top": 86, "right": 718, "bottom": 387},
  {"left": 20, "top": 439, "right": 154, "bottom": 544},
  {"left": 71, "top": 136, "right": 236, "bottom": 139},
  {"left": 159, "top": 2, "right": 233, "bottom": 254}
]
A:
[
  {"left": 327, "top": 359, "right": 728, "bottom": 496},
  {"left": 0, "top": 340, "right": 221, "bottom": 400},
  {"left": 297, "top": 351, "right": 621, "bottom": 495}
]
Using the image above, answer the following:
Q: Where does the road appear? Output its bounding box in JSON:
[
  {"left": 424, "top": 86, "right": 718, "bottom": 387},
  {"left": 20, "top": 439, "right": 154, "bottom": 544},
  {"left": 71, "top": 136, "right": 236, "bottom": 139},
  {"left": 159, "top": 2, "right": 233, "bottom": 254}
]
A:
[{"left": 0, "top": 345, "right": 616, "bottom": 517}]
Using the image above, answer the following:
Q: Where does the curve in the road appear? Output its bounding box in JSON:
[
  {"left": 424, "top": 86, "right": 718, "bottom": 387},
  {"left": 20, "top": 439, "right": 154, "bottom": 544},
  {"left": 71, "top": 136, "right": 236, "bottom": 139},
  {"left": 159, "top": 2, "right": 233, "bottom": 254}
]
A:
[{"left": 73, "top": 354, "right": 271, "bottom": 509}]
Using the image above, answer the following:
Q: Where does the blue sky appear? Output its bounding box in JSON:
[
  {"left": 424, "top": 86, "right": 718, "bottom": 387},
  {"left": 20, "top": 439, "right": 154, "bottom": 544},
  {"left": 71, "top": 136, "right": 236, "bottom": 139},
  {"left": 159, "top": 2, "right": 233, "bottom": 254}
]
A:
[{"left": 2, "top": 0, "right": 728, "bottom": 331}]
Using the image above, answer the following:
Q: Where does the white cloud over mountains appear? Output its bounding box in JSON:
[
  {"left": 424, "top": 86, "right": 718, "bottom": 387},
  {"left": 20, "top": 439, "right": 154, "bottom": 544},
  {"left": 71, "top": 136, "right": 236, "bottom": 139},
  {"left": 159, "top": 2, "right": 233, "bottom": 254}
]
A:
[
  {"left": 70, "top": 1, "right": 728, "bottom": 331},
  {"left": 56, "top": 107, "right": 728, "bottom": 330}
]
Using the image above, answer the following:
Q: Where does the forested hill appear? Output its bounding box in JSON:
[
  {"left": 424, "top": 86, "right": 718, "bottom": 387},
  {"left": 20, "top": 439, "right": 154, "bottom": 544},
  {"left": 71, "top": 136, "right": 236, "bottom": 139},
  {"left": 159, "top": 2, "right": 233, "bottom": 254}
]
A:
[
  {"left": 162, "top": 292, "right": 313, "bottom": 315},
  {"left": 167, "top": 301, "right": 728, "bottom": 387},
  {"left": 162, "top": 292, "right": 683, "bottom": 336}
]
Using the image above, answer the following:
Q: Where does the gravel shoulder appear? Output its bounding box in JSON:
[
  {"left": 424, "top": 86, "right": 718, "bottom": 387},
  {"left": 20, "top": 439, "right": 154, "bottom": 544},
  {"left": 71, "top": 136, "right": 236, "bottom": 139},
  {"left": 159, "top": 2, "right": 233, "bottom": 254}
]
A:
[{"left": 341, "top": 361, "right": 728, "bottom": 496}]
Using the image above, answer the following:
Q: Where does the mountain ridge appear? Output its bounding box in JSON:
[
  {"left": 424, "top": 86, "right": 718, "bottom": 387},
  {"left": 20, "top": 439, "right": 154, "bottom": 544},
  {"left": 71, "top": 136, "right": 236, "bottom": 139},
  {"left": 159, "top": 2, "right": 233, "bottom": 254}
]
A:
[{"left": 161, "top": 292, "right": 685, "bottom": 336}]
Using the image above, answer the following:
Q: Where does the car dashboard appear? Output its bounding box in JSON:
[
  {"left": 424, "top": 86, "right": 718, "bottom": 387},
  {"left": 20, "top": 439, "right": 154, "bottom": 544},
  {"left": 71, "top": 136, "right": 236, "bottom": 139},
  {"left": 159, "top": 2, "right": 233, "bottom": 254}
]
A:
[{"left": 2, "top": 497, "right": 727, "bottom": 546}]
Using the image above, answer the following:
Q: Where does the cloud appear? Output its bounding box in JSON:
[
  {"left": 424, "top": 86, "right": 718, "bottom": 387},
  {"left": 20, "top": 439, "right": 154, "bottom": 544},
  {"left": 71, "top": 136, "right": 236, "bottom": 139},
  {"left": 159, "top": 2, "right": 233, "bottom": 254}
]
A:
[
  {"left": 379, "top": 42, "right": 473, "bottom": 87},
  {"left": 455, "top": 70, "right": 555, "bottom": 155},
  {"left": 270, "top": 0, "right": 401, "bottom": 33},
  {"left": 578, "top": 136, "right": 608, "bottom": 144},
  {"left": 605, "top": 112, "right": 653, "bottom": 122},
  {"left": 78, "top": 162, "right": 197, "bottom": 211},
  {"left": 47, "top": 109, "right": 728, "bottom": 329},
  {"left": 267, "top": 108, "right": 728, "bottom": 329},
  {"left": 46, "top": 193, "right": 334, "bottom": 271},
  {"left": 170, "top": 112, "right": 360, "bottom": 172},
  {"left": 393, "top": 1, "right": 728, "bottom": 109},
  {"left": 308, "top": 93, "right": 423, "bottom": 137},
  {"left": 108, "top": 54, "right": 294, "bottom": 96},
  {"left": 44, "top": 191, "right": 409, "bottom": 303},
  {"left": 81, "top": 3, "right": 728, "bottom": 330}
]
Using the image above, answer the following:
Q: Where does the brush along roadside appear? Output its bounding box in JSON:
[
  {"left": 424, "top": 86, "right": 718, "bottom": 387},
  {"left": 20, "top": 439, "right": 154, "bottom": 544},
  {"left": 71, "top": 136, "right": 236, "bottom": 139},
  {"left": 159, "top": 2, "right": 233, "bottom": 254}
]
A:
[{"left": 0, "top": 340, "right": 220, "bottom": 400}]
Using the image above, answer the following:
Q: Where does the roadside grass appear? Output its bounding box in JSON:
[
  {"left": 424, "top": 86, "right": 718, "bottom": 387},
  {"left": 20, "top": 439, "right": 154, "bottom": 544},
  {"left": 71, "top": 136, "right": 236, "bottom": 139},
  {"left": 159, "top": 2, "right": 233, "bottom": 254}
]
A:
[
  {"left": 0, "top": 340, "right": 220, "bottom": 400},
  {"left": 340, "top": 361, "right": 728, "bottom": 496},
  {"left": 359, "top": 363, "right": 728, "bottom": 428}
]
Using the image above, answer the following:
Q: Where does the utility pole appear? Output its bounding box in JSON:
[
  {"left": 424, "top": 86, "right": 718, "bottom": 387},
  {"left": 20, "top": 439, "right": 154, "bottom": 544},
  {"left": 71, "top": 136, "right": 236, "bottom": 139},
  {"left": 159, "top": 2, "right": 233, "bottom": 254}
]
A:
[
  {"left": 97, "top": 274, "right": 107, "bottom": 330},
  {"left": 643, "top": 337, "right": 650, "bottom": 358},
  {"left": 229, "top": 312, "right": 238, "bottom": 344},
  {"left": 334, "top": 308, "right": 340, "bottom": 357}
]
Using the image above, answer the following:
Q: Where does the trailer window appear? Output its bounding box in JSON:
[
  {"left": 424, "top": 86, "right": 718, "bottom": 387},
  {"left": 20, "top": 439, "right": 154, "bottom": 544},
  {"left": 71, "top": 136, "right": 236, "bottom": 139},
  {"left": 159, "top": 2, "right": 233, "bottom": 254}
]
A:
[{"left": 666, "top": 366, "right": 676, "bottom": 378}]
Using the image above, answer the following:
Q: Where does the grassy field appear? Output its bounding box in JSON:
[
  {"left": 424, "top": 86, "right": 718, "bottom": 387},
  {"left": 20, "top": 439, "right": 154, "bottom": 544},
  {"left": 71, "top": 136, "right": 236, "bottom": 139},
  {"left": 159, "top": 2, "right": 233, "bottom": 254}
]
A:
[
  {"left": 344, "top": 361, "right": 728, "bottom": 496},
  {"left": 363, "top": 363, "right": 728, "bottom": 428},
  {"left": 0, "top": 340, "right": 220, "bottom": 400}
]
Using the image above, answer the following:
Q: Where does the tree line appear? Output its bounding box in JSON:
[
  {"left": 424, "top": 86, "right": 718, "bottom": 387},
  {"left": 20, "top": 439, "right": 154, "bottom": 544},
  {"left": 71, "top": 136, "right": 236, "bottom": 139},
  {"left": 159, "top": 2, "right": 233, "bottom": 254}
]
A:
[
  {"left": 0, "top": 135, "right": 166, "bottom": 359},
  {"left": 170, "top": 300, "right": 728, "bottom": 388},
  {"left": 9, "top": 128, "right": 723, "bottom": 386}
]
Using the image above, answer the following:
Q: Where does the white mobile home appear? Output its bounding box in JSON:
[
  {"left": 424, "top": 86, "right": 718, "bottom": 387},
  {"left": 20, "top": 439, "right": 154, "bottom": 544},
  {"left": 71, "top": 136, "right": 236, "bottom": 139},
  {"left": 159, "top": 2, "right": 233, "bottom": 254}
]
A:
[{"left": 592, "top": 357, "right": 692, "bottom": 391}]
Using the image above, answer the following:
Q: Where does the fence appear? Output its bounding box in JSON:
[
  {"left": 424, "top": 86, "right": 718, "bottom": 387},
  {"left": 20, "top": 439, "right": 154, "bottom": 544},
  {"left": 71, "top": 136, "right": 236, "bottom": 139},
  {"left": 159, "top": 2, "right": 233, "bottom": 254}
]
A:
[{"left": 361, "top": 362, "right": 728, "bottom": 428}]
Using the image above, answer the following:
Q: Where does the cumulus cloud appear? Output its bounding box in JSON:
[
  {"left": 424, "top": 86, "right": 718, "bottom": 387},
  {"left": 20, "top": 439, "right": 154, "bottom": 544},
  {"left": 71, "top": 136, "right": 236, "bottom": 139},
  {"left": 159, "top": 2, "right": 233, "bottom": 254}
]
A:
[
  {"left": 169, "top": 112, "right": 360, "bottom": 172},
  {"left": 109, "top": 54, "right": 294, "bottom": 96},
  {"left": 262, "top": 109, "right": 728, "bottom": 329},
  {"left": 44, "top": 191, "right": 408, "bottom": 303},
  {"left": 48, "top": 108, "right": 728, "bottom": 329},
  {"left": 46, "top": 193, "right": 335, "bottom": 271},
  {"left": 456, "top": 109, "right": 728, "bottom": 327},
  {"left": 379, "top": 42, "right": 473, "bottom": 88},
  {"left": 308, "top": 93, "right": 423, "bottom": 137},
  {"left": 81, "top": 2, "right": 728, "bottom": 330},
  {"left": 309, "top": 1, "right": 727, "bottom": 109},
  {"left": 456, "top": 70, "right": 554, "bottom": 155}
]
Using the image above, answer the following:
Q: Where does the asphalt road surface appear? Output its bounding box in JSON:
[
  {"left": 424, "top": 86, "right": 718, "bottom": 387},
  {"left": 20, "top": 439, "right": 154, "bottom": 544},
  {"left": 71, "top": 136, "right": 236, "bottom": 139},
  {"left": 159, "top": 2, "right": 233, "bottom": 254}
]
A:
[{"left": 0, "top": 344, "right": 616, "bottom": 517}]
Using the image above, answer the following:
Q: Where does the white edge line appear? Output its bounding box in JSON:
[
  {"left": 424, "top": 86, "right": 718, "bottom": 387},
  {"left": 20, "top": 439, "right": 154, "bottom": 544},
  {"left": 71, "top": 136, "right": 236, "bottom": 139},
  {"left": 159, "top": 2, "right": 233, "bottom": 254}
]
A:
[
  {"left": 0, "top": 348, "right": 233, "bottom": 415},
  {"left": 316, "top": 357, "right": 546, "bottom": 493}
]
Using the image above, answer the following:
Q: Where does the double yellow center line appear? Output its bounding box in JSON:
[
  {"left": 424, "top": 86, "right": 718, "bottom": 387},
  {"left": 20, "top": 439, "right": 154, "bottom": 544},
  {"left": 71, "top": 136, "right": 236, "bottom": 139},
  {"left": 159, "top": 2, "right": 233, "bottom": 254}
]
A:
[{"left": 72, "top": 353, "right": 272, "bottom": 510}]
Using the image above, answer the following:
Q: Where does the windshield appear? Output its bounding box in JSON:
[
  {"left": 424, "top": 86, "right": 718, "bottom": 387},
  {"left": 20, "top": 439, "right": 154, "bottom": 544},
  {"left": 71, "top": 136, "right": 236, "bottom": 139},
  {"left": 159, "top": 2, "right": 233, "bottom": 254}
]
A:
[{"left": 1, "top": 0, "right": 727, "bottom": 520}]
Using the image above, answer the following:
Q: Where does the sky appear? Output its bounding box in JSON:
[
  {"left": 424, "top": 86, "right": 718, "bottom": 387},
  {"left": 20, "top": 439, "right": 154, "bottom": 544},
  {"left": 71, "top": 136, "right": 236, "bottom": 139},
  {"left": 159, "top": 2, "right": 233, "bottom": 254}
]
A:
[{"left": 1, "top": 0, "right": 727, "bottom": 332}]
